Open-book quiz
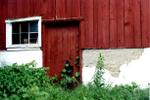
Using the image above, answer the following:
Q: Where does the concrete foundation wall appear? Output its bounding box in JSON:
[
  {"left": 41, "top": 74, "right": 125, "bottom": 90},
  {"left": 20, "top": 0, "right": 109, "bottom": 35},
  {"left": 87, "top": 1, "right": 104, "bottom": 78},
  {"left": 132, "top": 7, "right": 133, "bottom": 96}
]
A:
[
  {"left": 82, "top": 48, "right": 150, "bottom": 87},
  {"left": 83, "top": 49, "right": 143, "bottom": 77},
  {"left": 0, "top": 50, "right": 42, "bottom": 67}
]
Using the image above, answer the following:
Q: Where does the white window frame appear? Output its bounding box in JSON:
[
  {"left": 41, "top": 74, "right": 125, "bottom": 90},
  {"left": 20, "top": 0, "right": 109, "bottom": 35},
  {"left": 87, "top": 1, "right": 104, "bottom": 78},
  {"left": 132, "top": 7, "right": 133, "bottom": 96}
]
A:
[{"left": 5, "top": 16, "right": 42, "bottom": 49}]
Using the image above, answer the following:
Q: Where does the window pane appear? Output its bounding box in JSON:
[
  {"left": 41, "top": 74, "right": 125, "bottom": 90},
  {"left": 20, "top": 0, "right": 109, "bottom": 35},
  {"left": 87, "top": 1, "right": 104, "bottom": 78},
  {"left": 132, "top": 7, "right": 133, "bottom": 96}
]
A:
[
  {"left": 30, "top": 33, "right": 38, "bottom": 43},
  {"left": 30, "top": 33, "right": 38, "bottom": 39},
  {"left": 21, "top": 22, "right": 28, "bottom": 32},
  {"left": 12, "top": 23, "right": 19, "bottom": 33},
  {"left": 12, "top": 34, "right": 20, "bottom": 44},
  {"left": 30, "top": 39, "right": 38, "bottom": 43},
  {"left": 21, "top": 33, "right": 28, "bottom": 44},
  {"left": 30, "top": 21, "right": 38, "bottom": 32}
]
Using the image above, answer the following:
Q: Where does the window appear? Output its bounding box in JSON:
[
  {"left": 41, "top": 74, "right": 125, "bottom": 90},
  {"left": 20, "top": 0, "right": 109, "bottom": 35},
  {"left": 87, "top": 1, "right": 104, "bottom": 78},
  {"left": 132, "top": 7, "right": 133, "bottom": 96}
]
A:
[
  {"left": 6, "top": 17, "right": 41, "bottom": 49},
  {"left": 12, "top": 21, "right": 38, "bottom": 44}
]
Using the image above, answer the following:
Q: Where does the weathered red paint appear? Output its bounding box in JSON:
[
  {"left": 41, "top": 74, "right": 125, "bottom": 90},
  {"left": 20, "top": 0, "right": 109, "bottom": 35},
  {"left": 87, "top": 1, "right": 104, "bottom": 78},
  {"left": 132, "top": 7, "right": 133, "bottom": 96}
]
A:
[
  {"left": 1, "top": 0, "right": 150, "bottom": 76},
  {"left": 43, "top": 22, "right": 80, "bottom": 77},
  {"left": 1, "top": 0, "right": 150, "bottom": 49}
]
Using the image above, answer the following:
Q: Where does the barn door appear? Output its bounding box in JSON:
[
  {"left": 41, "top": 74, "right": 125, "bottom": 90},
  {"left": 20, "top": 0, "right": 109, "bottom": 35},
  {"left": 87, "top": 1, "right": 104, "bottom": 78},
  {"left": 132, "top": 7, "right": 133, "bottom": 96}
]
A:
[{"left": 43, "top": 22, "right": 80, "bottom": 77}]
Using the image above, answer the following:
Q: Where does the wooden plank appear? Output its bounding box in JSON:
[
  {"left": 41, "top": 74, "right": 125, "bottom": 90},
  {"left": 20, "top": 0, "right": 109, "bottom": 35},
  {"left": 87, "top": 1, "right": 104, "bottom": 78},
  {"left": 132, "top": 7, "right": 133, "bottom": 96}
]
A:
[
  {"left": 75, "top": 27, "right": 80, "bottom": 73},
  {"left": 80, "top": 0, "right": 85, "bottom": 48},
  {"left": 93, "top": 0, "right": 98, "bottom": 47},
  {"left": 70, "top": 26, "right": 76, "bottom": 73},
  {"left": 0, "top": 0, "right": 2, "bottom": 49},
  {"left": 66, "top": 0, "right": 80, "bottom": 18},
  {"left": 42, "top": 25, "right": 48, "bottom": 67},
  {"left": 42, "top": 17, "right": 83, "bottom": 23},
  {"left": 79, "top": 21, "right": 85, "bottom": 48},
  {"left": 30, "top": 0, "right": 40, "bottom": 16},
  {"left": 46, "top": 26, "right": 50, "bottom": 68},
  {"left": 70, "top": 27, "right": 75, "bottom": 72},
  {"left": 67, "top": 27, "right": 71, "bottom": 61},
  {"left": 66, "top": 0, "right": 73, "bottom": 17},
  {"left": 133, "top": 0, "right": 142, "bottom": 47},
  {"left": 42, "top": 25, "right": 46, "bottom": 65},
  {"left": 7, "top": 0, "right": 16, "bottom": 18},
  {"left": 56, "top": 28, "right": 62, "bottom": 75},
  {"left": 42, "top": 0, "right": 55, "bottom": 19},
  {"left": 62, "top": 27, "right": 68, "bottom": 68},
  {"left": 56, "top": 0, "right": 66, "bottom": 18},
  {"left": 141, "top": 0, "right": 150, "bottom": 47},
  {"left": 83, "top": 0, "right": 94, "bottom": 48},
  {"left": 116, "top": 0, "right": 124, "bottom": 47},
  {"left": 49, "top": 27, "right": 56, "bottom": 75},
  {"left": 72, "top": 0, "right": 80, "bottom": 17},
  {"left": 1, "top": 0, "right": 7, "bottom": 50},
  {"left": 34, "top": 0, "right": 43, "bottom": 16},
  {"left": 17, "top": 0, "right": 23, "bottom": 18},
  {"left": 53, "top": 28, "right": 58, "bottom": 67},
  {"left": 102, "top": 0, "right": 110, "bottom": 48},
  {"left": 124, "top": 0, "right": 134, "bottom": 47},
  {"left": 97, "top": 0, "right": 103, "bottom": 48},
  {"left": 110, "top": 0, "right": 117, "bottom": 48},
  {"left": 75, "top": 27, "right": 80, "bottom": 57},
  {"left": 23, "top": 0, "right": 30, "bottom": 17},
  {"left": 101, "top": 0, "right": 110, "bottom": 48}
]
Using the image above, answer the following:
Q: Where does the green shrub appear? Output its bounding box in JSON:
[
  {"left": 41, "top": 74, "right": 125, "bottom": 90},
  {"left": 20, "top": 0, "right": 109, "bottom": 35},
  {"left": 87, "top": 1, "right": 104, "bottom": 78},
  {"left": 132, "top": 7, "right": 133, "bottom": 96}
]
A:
[
  {"left": 93, "top": 53, "right": 105, "bottom": 87},
  {"left": 60, "top": 60, "right": 80, "bottom": 89},
  {"left": 0, "top": 58, "right": 149, "bottom": 100},
  {"left": 0, "top": 61, "right": 51, "bottom": 99}
]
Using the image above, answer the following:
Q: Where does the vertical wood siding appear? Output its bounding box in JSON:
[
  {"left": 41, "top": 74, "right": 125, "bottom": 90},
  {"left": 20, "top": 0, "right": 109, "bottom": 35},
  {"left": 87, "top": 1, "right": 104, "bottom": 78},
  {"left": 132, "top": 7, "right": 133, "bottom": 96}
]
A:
[
  {"left": 0, "top": 0, "right": 150, "bottom": 49},
  {"left": 141, "top": 0, "right": 150, "bottom": 47},
  {"left": 43, "top": 23, "right": 80, "bottom": 77},
  {"left": 0, "top": 1, "right": 2, "bottom": 49},
  {"left": 0, "top": 0, "right": 7, "bottom": 50},
  {"left": 81, "top": 0, "right": 150, "bottom": 48}
]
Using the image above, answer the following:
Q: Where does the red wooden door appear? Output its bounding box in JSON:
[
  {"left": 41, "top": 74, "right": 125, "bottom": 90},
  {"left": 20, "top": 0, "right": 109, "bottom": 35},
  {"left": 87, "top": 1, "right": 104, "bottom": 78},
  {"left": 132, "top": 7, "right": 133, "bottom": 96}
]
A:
[{"left": 43, "top": 22, "right": 80, "bottom": 77}]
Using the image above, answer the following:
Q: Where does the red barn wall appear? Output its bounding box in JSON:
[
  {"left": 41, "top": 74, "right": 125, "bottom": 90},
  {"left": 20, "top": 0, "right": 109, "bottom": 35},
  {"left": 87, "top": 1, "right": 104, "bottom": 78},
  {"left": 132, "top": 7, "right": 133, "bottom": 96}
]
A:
[
  {"left": 0, "top": 0, "right": 7, "bottom": 50},
  {"left": 0, "top": 0, "right": 150, "bottom": 50},
  {"left": 81, "top": 0, "right": 150, "bottom": 48}
]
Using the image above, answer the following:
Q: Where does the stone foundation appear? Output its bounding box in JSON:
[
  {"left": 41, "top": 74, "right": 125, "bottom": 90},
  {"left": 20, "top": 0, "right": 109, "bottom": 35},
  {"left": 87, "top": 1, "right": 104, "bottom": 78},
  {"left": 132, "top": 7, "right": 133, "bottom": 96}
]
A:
[{"left": 82, "top": 48, "right": 150, "bottom": 87}]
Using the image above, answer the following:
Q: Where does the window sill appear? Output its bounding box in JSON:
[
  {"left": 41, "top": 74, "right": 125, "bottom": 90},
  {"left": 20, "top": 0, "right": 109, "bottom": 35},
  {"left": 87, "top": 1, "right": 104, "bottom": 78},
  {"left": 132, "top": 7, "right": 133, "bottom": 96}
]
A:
[{"left": 6, "top": 45, "right": 41, "bottom": 51}]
